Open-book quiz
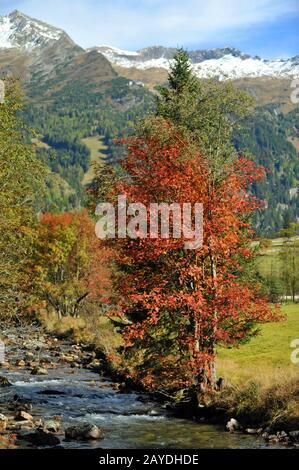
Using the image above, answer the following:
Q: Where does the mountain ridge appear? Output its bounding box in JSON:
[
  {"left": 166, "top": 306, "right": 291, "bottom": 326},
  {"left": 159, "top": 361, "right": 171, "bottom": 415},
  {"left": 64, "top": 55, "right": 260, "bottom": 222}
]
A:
[
  {"left": 0, "top": 10, "right": 298, "bottom": 81},
  {"left": 93, "top": 44, "right": 299, "bottom": 80},
  {"left": 0, "top": 10, "right": 77, "bottom": 51}
]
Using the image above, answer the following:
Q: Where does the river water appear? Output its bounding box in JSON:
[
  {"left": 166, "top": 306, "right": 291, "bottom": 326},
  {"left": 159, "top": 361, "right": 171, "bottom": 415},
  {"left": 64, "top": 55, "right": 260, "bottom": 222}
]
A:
[{"left": 0, "top": 327, "right": 270, "bottom": 449}]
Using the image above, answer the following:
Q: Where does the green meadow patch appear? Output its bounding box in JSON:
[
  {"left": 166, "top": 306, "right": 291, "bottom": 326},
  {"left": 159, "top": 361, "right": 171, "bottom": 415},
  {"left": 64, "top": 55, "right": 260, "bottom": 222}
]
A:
[{"left": 218, "top": 304, "right": 299, "bottom": 383}]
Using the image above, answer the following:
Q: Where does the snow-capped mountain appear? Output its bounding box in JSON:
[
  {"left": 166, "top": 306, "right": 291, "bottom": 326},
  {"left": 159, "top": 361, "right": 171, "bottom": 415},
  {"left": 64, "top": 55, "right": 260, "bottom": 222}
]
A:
[
  {"left": 94, "top": 45, "right": 299, "bottom": 80},
  {"left": 0, "top": 10, "right": 85, "bottom": 85},
  {"left": 0, "top": 10, "right": 75, "bottom": 51},
  {"left": 0, "top": 10, "right": 298, "bottom": 82}
]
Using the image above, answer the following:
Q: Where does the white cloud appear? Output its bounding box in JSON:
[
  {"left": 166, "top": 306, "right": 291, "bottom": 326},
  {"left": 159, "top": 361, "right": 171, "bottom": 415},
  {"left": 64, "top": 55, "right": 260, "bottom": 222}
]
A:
[{"left": 1, "top": 0, "right": 298, "bottom": 50}]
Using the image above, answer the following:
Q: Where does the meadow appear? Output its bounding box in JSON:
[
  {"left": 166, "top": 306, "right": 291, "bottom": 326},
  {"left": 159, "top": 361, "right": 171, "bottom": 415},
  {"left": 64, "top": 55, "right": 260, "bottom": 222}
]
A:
[
  {"left": 217, "top": 303, "right": 299, "bottom": 384},
  {"left": 81, "top": 135, "right": 108, "bottom": 186}
]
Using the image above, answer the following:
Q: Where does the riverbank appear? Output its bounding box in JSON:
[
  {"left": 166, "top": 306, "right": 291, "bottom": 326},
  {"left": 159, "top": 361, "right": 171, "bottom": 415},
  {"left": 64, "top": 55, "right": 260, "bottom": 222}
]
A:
[
  {"left": 214, "top": 303, "right": 299, "bottom": 437},
  {"left": 0, "top": 323, "right": 298, "bottom": 449},
  {"left": 41, "top": 304, "right": 299, "bottom": 444},
  {"left": 41, "top": 304, "right": 299, "bottom": 438},
  {"left": 0, "top": 325, "right": 267, "bottom": 449}
]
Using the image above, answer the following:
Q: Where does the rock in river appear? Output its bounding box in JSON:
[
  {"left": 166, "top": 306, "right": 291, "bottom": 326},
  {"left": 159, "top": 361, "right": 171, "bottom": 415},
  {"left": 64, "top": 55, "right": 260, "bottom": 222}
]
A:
[
  {"left": 65, "top": 423, "right": 104, "bottom": 440},
  {"left": 289, "top": 431, "right": 299, "bottom": 442},
  {"left": 43, "top": 419, "right": 61, "bottom": 433},
  {"left": 15, "top": 411, "right": 33, "bottom": 422},
  {"left": 0, "top": 376, "right": 12, "bottom": 387},
  {"left": 15, "top": 359, "right": 26, "bottom": 367},
  {"left": 226, "top": 418, "right": 242, "bottom": 433},
  {"left": 21, "top": 430, "right": 61, "bottom": 447},
  {"left": 0, "top": 414, "right": 8, "bottom": 431},
  {"left": 31, "top": 366, "right": 48, "bottom": 376}
]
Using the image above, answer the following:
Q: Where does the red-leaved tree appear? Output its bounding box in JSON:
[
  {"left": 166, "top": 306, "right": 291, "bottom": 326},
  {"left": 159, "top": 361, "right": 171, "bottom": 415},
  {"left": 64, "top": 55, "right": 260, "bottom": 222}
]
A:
[{"left": 104, "top": 120, "right": 281, "bottom": 392}]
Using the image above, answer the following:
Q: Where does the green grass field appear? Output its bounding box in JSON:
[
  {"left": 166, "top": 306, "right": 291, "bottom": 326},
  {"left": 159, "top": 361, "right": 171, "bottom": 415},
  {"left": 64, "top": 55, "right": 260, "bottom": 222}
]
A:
[
  {"left": 217, "top": 304, "right": 299, "bottom": 384},
  {"left": 82, "top": 135, "right": 108, "bottom": 186},
  {"left": 256, "top": 236, "right": 299, "bottom": 278},
  {"left": 256, "top": 252, "right": 282, "bottom": 278}
]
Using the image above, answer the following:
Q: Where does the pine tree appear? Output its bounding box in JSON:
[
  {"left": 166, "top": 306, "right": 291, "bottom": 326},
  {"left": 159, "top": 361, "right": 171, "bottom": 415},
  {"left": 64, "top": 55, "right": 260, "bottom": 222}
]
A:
[{"left": 156, "top": 48, "right": 254, "bottom": 181}]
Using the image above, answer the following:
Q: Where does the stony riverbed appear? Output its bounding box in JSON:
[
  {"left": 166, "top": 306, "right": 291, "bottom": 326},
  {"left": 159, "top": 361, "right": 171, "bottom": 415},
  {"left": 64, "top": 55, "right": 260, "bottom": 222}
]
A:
[{"left": 0, "top": 325, "right": 292, "bottom": 449}]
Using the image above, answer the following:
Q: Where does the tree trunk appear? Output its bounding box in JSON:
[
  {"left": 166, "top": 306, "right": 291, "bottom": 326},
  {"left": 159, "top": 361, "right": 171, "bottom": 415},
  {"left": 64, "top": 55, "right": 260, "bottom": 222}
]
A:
[{"left": 207, "top": 241, "right": 217, "bottom": 389}]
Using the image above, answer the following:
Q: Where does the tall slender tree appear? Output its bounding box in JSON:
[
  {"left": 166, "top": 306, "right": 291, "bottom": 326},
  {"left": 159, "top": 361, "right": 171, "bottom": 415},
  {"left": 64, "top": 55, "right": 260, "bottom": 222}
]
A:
[
  {"left": 156, "top": 49, "right": 254, "bottom": 181},
  {"left": 0, "top": 79, "right": 45, "bottom": 319}
]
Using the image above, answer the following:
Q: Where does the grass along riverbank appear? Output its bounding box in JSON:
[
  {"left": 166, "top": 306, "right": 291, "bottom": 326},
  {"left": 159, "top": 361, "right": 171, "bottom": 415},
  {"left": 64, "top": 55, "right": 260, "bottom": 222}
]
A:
[
  {"left": 216, "top": 304, "right": 299, "bottom": 432},
  {"left": 41, "top": 303, "right": 299, "bottom": 432}
]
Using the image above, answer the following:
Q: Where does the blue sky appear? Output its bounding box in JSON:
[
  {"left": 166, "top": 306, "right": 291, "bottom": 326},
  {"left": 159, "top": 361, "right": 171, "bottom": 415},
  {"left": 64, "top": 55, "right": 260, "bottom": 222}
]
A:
[{"left": 0, "top": 0, "right": 298, "bottom": 58}]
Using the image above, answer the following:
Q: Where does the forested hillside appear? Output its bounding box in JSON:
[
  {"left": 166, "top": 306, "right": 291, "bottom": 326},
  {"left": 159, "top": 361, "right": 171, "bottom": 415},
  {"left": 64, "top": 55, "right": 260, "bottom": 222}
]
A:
[
  {"left": 234, "top": 106, "right": 299, "bottom": 236},
  {"left": 23, "top": 78, "right": 154, "bottom": 210},
  {"left": 23, "top": 78, "right": 298, "bottom": 236},
  {"left": 1, "top": 12, "right": 297, "bottom": 235}
]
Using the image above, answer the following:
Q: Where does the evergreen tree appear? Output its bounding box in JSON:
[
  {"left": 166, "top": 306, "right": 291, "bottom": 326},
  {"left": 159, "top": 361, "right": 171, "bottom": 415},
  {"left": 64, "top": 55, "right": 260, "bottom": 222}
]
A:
[{"left": 156, "top": 49, "right": 254, "bottom": 182}]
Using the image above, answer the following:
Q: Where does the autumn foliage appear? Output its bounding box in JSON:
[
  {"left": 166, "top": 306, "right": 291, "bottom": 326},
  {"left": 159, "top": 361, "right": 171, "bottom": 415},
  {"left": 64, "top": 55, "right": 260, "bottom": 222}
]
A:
[
  {"left": 30, "top": 210, "right": 111, "bottom": 318},
  {"left": 105, "top": 120, "right": 280, "bottom": 392}
]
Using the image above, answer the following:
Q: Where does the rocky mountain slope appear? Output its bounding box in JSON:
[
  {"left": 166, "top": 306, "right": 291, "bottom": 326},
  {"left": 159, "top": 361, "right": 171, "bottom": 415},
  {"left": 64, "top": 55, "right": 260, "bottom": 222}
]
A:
[
  {"left": 0, "top": 10, "right": 71, "bottom": 50},
  {"left": 1, "top": 11, "right": 298, "bottom": 85},
  {"left": 0, "top": 11, "right": 118, "bottom": 89}
]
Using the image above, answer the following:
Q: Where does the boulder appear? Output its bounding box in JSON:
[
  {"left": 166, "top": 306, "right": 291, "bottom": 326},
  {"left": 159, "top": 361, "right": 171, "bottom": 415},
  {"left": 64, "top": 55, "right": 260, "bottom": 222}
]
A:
[
  {"left": 0, "top": 376, "right": 12, "bottom": 387},
  {"left": 10, "top": 421, "right": 35, "bottom": 431},
  {"left": 245, "top": 428, "right": 262, "bottom": 435},
  {"left": 70, "top": 362, "right": 81, "bottom": 369},
  {"left": 9, "top": 398, "right": 33, "bottom": 413},
  {"left": 15, "top": 411, "right": 33, "bottom": 422},
  {"left": 289, "top": 431, "right": 299, "bottom": 442},
  {"left": 31, "top": 366, "right": 48, "bottom": 376},
  {"left": 25, "top": 352, "right": 34, "bottom": 360},
  {"left": 275, "top": 431, "right": 290, "bottom": 443},
  {"left": 0, "top": 414, "right": 8, "bottom": 432},
  {"left": 21, "top": 430, "right": 60, "bottom": 447},
  {"left": 226, "top": 418, "right": 241, "bottom": 432},
  {"left": 43, "top": 419, "right": 60, "bottom": 433},
  {"left": 0, "top": 362, "right": 11, "bottom": 369},
  {"left": 65, "top": 423, "right": 104, "bottom": 440},
  {"left": 59, "top": 354, "right": 75, "bottom": 363},
  {"left": 15, "top": 359, "right": 26, "bottom": 367},
  {"left": 40, "top": 358, "right": 52, "bottom": 365},
  {"left": 23, "top": 340, "right": 45, "bottom": 351}
]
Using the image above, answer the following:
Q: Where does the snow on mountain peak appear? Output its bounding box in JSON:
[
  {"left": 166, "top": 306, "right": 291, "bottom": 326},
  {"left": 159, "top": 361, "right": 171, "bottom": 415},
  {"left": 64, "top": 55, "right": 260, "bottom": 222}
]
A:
[
  {"left": 192, "top": 54, "right": 299, "bottom": 80},
  {"left": 0, "top": 10, "right": 65, "bottom": 51},
  {"left": 95, "top": 45, "right": 139, "bottom": 57},
  {"left": 0, "top": 10, "right": 298, "bottom": 80},
  {"left": 94, "top": 45, "right": 299, "bottom": 80}
]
